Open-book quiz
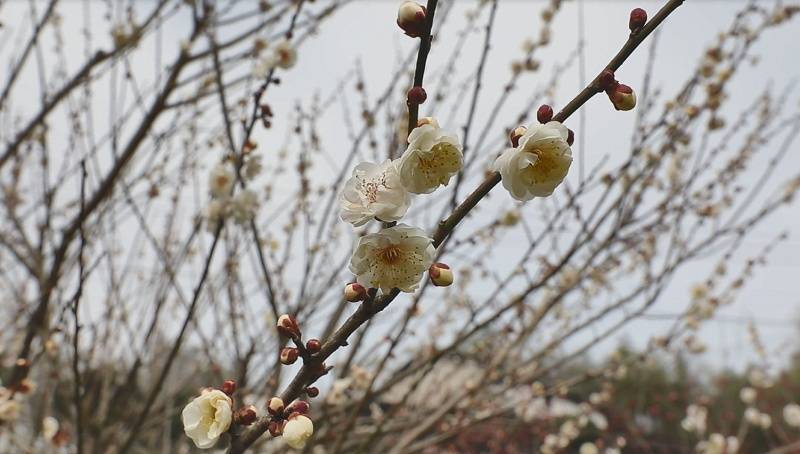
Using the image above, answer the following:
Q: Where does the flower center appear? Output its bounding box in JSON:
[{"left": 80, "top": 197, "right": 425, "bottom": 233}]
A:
[
  {"left": 376, "top": 244, "right": 403, "bottom": 264},
  {"left": 215, "top": 175, "right": 230, "bottom": 188}
]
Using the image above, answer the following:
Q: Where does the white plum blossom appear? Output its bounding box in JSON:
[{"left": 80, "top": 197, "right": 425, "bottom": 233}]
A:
[
  {"left": 697, "top": 433, "right": 739, "bottom": 454},
  {"left": 230, "top": 189, "right": 259, "bottom": 225},
  {"left": 397, "top": 122, "right": 463, "bottom": 194},
  {"left": 579, "top": 442, "right": 599, "bottom": 454},
  {"left": 348, "top": 224, "right": 435, "bottom": 293},
  {"left": 283, "top": 414, "right": 314, "bottom": 449},
  {"left": 42, "top": 416, "right": 59, "bottom": 441},
  {"left": 271, "top": 39, "right": 297, "bottom": 69},
  {"left": 339, "top": 160, "right": 410, "bottom": 226},
  {"left": 783, "top": 403, "right": 800, "bottom": 427},
  {"left": 681, "top": 404, "right": 707, "bottom": 434},
  {"left": 493, "top": 120, "right": 572, "bottom": 201},
  {"left": 181, "top": 389, "right": 233, "bottom": 449},
  {"left": 739, "top": 387, "right": 756, "bottom": 405},
  {"left": 209, "top": 163, "right": 235, "bottom": 199}
]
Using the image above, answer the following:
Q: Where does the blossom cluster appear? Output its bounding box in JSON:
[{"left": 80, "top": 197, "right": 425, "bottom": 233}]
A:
[
  {"left": 339, "top": 118, "right": 461, "bottom": 293},
  {"left": 205, "top": 153, "right": 263, "bottom": 232}
]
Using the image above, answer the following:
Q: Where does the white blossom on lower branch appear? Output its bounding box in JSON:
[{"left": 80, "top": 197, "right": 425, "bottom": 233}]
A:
[
  {"left": 493, "top": 120, "right": 572, "bottom": 201},
  {"left": 349, "top": 224, "right": 435, "bottom": 293},
  {"left": 283, "top": 414, "right": 314, "bottom": 449},
  {"left": 397, "top": 121, "right": 463, "bottom": 194},
  {"left": 339, "top": 160, "right": 410, "bottom": 226},
  {"left": 181, "top": 389, "right": 233, "bottom": 449}
]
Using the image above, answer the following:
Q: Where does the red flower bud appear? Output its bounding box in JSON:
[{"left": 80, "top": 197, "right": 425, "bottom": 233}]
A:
[
  {"left": 276, "top": 314, "right": 301, "bottom": 339},
  {"left": 235, "top": 405, "right": 258, "bottom": 425},
  {"left": 344, "top": 282, "right": 367, "bottom": 302},
  {"left": 607, "top": 83, "right": 637, "bottom": 111},
  {"left": 267, "top": 397, "right": 285, "bottom": 416},
  {"left": 221, "top": 379, "right": 237, "bottom": 396},
  {"left": 397, "top": 1, "right": 427, "bottom": 38},
  {"left": 306, "top": 386, "right": 320, "bottom": 398},
  {"left": 268, "top": 420, "right": 284, "bottom": 436},
  {"left": 429, "top": 263, "right": 454, "bottom": 287},
  {"left": 407, "top": 86, "right": 427, "bottom": 105},
  {"left": 306, "top": 338, "right": 321, "bottom": 354},
  {"left": 287, "top": 400, "right": 310, "bottom": 415},
  {"left": 537, "top": 104, "right": 554, "bottom": 123},
  {"left": 509, "top": 125, "right": 527, "bottom": 148},
  {"left": 280, "top": 347, "right": 300, "bottom": 365},
  {"left": 629, "top": 8, "right": 647, "bottom": 32}
]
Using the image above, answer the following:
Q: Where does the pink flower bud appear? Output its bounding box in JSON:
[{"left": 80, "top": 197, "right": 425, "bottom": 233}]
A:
[
  {"left": 429, "top": 263, "right": 454, "bottom": 287},
  {"left": 407, "top": 86, "right": 427, "bottom": 105},
  {"left": 598, "top": 69, "right": 617, "bottom": 91},
  {"left": 305, "top": 386, "right": 320, "bottom": 398},
  {"left": 268, "top": 420, "right": 284, "bottom": 436},
  {"left": 397, "top": 1, "right": 427, "bottom": 38},
  {"left": 537, "top": 104, "right": 554, "bottom": 123},
  {"left": 276, "top": 314, "right": 301, "bottom": 339},
  {"left": 509, "top": 126, "right": 527, "bottom": 148},
  {"left": 344, "top": 282, "right": 367, "bottom": 302},
  {"left": 221, "top": 379, "right": 237, "bottom": 396},
  {"left": 235, "top": 405, "right": 258, "bottom": 425},
  {"left": 607, "top": 83, "right": 637, "bottom": 111},
  {"left": 287, "top": 400, "right": 310, "bottom": 415},
  {"left": 305, "top": 338, "right": 321, "bottom": 354},
  {"left": 280, "top": 347, "right": 299, "bottom": 365},
  {"left": 267, "top": 397, "right": 285, "bottom": 416},
  {"left": 629, "top": 8, "right": 647, "bottom": 32}
]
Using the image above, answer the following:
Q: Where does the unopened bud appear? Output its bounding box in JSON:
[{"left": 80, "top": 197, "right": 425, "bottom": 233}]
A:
[
  {"left": 629, "top": 8, "right": 647, "bottom": 32},
  {"left": 280, "top": 347, "right": 299, "bottom": 365},
  {"left": 537, "top": 104, "right": 554, "bottom": 123},
  {"left": 276, "top": 314, "right": 301, "bottom": 339},
  {"left": 306, "top": 338, "right": 321, "bottom": 354},
  {"left": 267, "top": 397, "right": 285, "bottom": 416},
  {"left": 598, "top": 69, "right": 617, "bottom": 91},
  {"left": 607, "top": 84, "right": 637, "bottom": 111},
  {"left": 221, "top": 379, "right": 237, "bottom": 396},
  {"left": 509, "top": 125, "right": 527, "bottom": 148},
  {"left": 268, "top": 420, "right": 284, "bottom": 436},
  {"left": 567, "top": 128, "right": 575, "bottom": 146},
  {"left": 235, "top": 405, "right": 258, "bottom": 425},
  {"left": 287, "top": 400, "right": 310, "bottom": 415},
  {"left": 397, "top": 1, "right": 427, "bottom": 38},
  {"left": 416, "top": 116, "right": 439, "bottom": 128},
  {"left": 429, "top": 263, "right": 454, "bottom": 287},
  {"left": 305, "top": 386, "right": 320, "bottom": 398},
  {"left": 344, "top": 282, "right": 367, "bottom": 302},
  {"left": 407, "top": 86, "right": 427, "bottom": 105}
]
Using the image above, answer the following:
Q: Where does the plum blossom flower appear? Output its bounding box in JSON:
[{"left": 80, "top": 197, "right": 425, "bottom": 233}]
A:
[
  {"left": 493, "top": 121, "right": 572, "bottom": 201},
  {"left": 681, "top": 404, "right": 707, "bottom": 434},
  {"left": 283, "top": 414, "right": 314, "bottom": 449},
  {"left": 339, "top": 160, "right": 410, "bottom": 226},
  {"left": 0, "top": 392, "right": 20, "bottom": 423},
  {"left": 739, "top": 387, "right": 756, "bottom": 405},
  {"left": 348, "top": 224, "right": 435, "bottom": 293},
  {"left": 397, "top": 122, "right": 463, "bottom": 194},
  {"left": 783, "top": 403, "right": 800, "bottom": 427},
  {"left": 209, "top": 163, "right": 235, "bottom": 199},
  {"left": 182, "top": 389, "right": 233, "bottom": 449},
  {"left": 229, "top": 189, "right": 258, "bottom": 225},
  {"left": 42, "top": 416, "right": 59, "bottom": 441},
  {"left": 697, "top": 433, "right": 738, "bottom": 454}
]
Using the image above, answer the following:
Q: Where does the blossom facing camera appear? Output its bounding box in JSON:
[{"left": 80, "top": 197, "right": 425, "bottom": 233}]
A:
[
  {"left": 739, "top": 387, "right": 756, "bottom": 405},
  {"left": 182, "top": 389, "right": 233, "bottom": 449},
  {"left": 209, "top": 163, "right": 235, "bottom": 199},
  {"left": 349, "top": 224, "right": 436, "bottom": 293},
  {"left": 783, "top": 403, "right": 800, "bottom": 427},
  {"left": 607, "top": 84, "right": 637, "bottom": 111},
  {"left": 277, "top": 314, "right": 301, "bottom": 339},
  {"left": 397, "top": 1, "right": 427, "bottom": 38},
  {"left": 283, "top": 414, "right": 314, "bottom": 449},
  {"left": 629, "top": 8, "right": 647, "bottom": 31},
  {"left": 339, "top": 160, "right": 410, "bottom": 226},
  {"left": 397, "top": 122, "right": 463, "bottom": 194},
  {"left": 429, "top": 262, "right": 454, "bottom": 287},
  {"left": 272, "top": 39, "right": 297, "bottom": 69},
  {"left": 344, "top": 282, "right": 368, "bottom": 302},
  {"left": 493, "top": 121, "right": 573, "bottom": 201}
]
